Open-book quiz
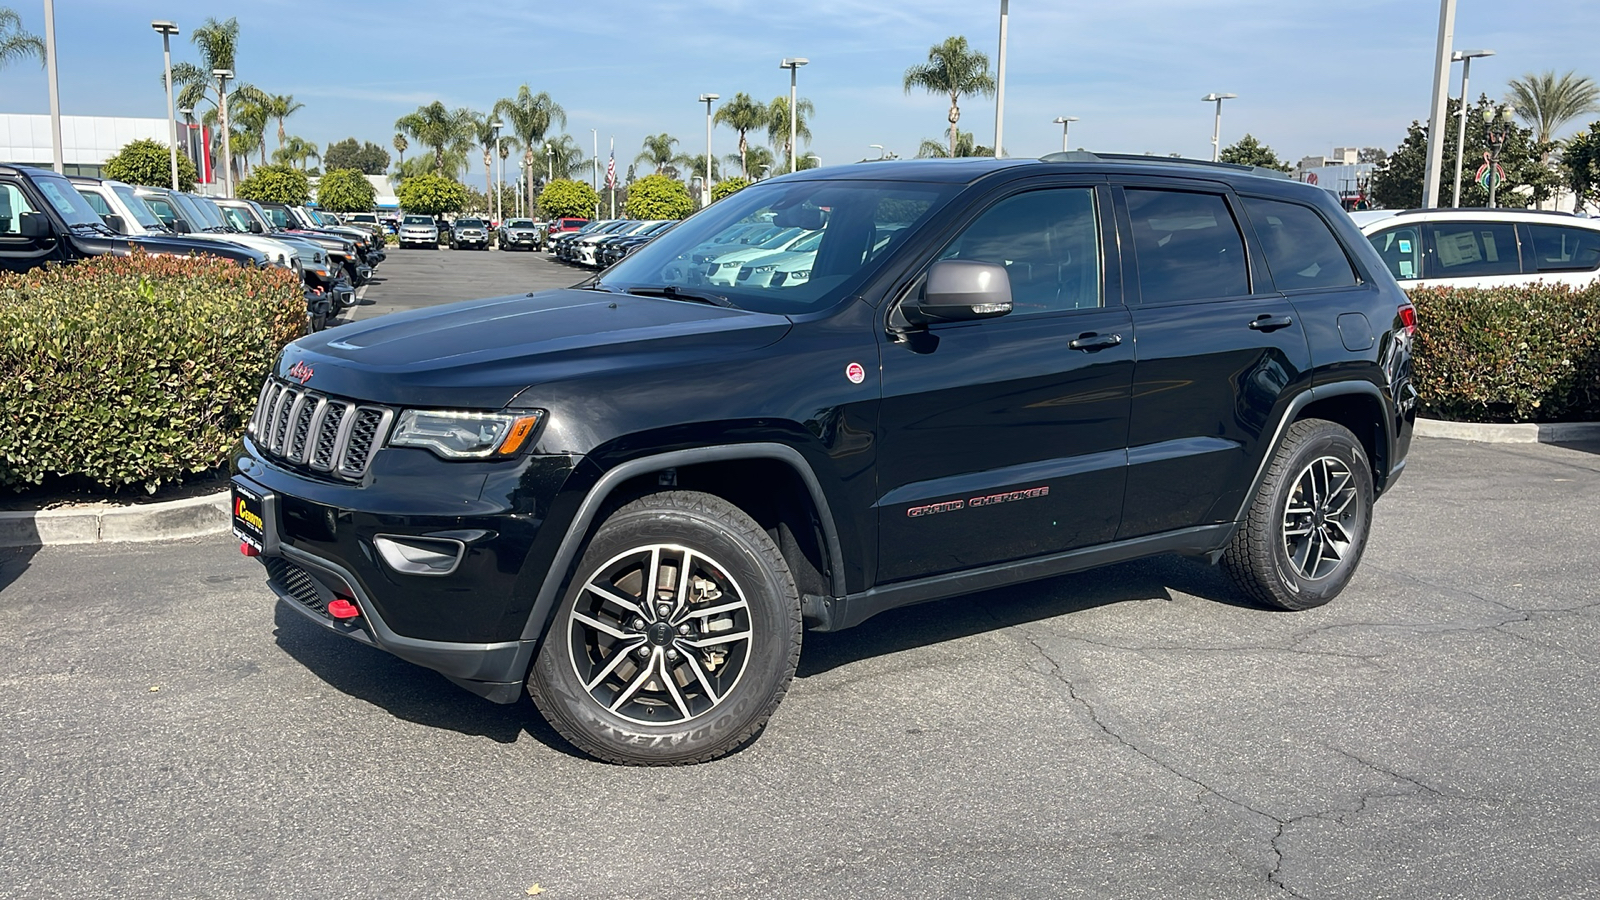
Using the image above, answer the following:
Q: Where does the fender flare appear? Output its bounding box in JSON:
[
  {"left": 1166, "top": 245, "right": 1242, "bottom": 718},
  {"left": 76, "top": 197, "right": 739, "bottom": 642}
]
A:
[
  {"left": 517, "top": 442, "right": 848, "bottom": 643},
  {"left": 1232, "top": 380, "right": 1393, "bottom": 525}
]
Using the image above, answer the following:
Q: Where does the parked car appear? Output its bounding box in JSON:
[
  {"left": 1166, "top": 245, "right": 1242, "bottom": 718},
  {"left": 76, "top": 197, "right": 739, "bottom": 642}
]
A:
[
  {"left": 259, "top": 202, "right": 385, "bottom": 276},
  {"left": 698, "top": 227, "right": 817, "bottom": 286},
  {"left": 232, "top": 152, "right": 1416, "bottom": 766},
  {"left": 135, "top": 186, "right": 310, "bottom": 275},
  {"left": 341, "top": 212, "right": 386, "bottom": 243},
  {"left": 246, "top": 200, "right": 374, "bottom": 292},
  {"left": 397, "top": 214, "right": 439, "bottom": 249},
  {"left": 497, "top": 217, "right": 543, "bottom": 251},
  {"left": 0, "top": 163, "right": 266, "bottom": 274},
  {"left": 450, "top": 216, "right": 489, "bottom": 250},
  {"left": 598, "top": 220, "right": 675, "bottom": 267},
  {"left": 545, "top": 217, "right": 589, "bottom": 247},
  {"left": 556, "top": 219, "right": 629, "bottom": 263},
  {"left": 1355, "top": 207, "right": 1600, "bottom": 290},
  {"left": 573, "top": 219, "right": 658, "bottom": 267}
]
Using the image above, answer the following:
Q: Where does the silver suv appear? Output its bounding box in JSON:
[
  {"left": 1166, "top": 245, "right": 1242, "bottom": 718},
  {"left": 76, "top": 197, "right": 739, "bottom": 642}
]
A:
[{"left": 397, "top": 214, "right": 439, "bottom": 250}]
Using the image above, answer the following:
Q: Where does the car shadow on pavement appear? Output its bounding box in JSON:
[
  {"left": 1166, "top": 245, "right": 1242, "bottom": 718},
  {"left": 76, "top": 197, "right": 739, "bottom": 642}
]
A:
[
  {"left": 798, "top": 553, "right": 1257, "bottom": 679},
  {"left": 270, "top": 603, "right": 587, "bottom": 758},
  {"left": 0, "top": 546, "right": 40, "bottom": 596}
]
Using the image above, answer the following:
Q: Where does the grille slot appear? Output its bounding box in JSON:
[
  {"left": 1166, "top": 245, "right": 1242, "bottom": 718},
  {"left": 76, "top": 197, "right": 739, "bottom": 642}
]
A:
[
  {"left": 248, "top": 378, "right": 392, "bottom": 480},
  {"left": 264, "top": 556, "right": 329, "bottom": 619}
]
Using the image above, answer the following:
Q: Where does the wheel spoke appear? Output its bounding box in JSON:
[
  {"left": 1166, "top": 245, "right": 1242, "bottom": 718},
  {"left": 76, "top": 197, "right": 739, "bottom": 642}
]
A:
[
  {"left": 677, "top": 652, "right": 722, "bottom": 706},
  {"left": 1283, "top": 524, "right": 1315, "bottom": 537},
  {"left": 1323, "top": 519, "right": 1353, "bottom": 547},
  {"left": 608, "top": 649, "right": 659, "bottom": 712},
  {"left": 678, "top": 600, "right": 748, "bottom": 622},
  {"left": 571, "top": 610, "right": 631, "bottom": 640},
  {"left": 1327, "top": 487, "right": 1358, "bottom": 517},
  {"left": 584, "top": 637, "right": 647, "bottom": 691},
  {"left": 1306, "top": 528, "right": 1326, "bottom": 577},
  {"left": 658, "top": 655, "right": 693, "bottom": 719},
  {"left": 680, "top": 630, "right": 751, "bottom": 648},
  {"left": 586, "top": 582, "right": 645, "bottom": 620},
  {"left": 645, "top": 546, "right": 663, "bottom": 617}
]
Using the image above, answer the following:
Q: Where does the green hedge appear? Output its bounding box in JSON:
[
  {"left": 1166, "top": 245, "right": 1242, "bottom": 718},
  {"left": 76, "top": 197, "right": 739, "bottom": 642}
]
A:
[
  {"left": 0, "top": 254, "right": 305, "bottom": 493},
  {"left": 1410, "top": 283, "right": 1600, "bottom": 423}
]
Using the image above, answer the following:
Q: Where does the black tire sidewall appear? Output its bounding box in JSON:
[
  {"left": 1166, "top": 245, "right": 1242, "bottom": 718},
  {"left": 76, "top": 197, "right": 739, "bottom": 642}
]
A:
[
  {"left": 1267, "top": 426, "right": 1374, "bottom": 608},
  {"left": 531, "top": 499, "right": 798, "bottom": 764}
]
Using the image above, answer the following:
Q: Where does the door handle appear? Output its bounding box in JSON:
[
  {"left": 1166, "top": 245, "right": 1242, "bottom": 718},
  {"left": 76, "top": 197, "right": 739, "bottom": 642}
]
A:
[
  {"left": 1069, "top": 332, "right": 1123, "bottom": 351},
  {"left": 1249, "top": 314, "right": 1294, "bottom": 332}
]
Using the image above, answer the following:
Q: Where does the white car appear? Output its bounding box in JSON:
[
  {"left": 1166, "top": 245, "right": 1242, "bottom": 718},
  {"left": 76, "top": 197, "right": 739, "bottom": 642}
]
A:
[
  {"left": 1356, "top": 208, "right": 1600, "bottom": 290},
  {"left": 702, "top": 227, "right": 816, "bottom": 286},
  {"left": 398, "top": 214, "right": 440, "bottom": 249},
  {"left": 733, "top": 230, "right": 824, "bottom": 288}
]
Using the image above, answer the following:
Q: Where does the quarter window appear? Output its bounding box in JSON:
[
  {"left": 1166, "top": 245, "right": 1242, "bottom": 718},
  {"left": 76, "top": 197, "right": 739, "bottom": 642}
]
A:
[
  {"left": 1527, "top": 224, "right": 1600, "bottom": 272},
  {"left": 1125, "top": 189, "right": 1249, "bottom": 303},
  {"left": 1425, "top": 222, "right": 1521, "bottom": 277},
  {"left": 1367, "top": 226, "right": 1422, "bottom": 281},
  {"left": 1242, "top": 197, "right": 1357, "bottom": 290},
  {"left": 935, "top": 187, "right": 1102, "bottom": 313}
]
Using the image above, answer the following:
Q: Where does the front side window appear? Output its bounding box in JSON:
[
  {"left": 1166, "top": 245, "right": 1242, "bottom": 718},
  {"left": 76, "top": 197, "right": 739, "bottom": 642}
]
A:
[
  {"left": 0, "top": 183, "right": 38, "bottom": 235},
  {"left": 264, "top": 206, "right": 292, "bottom": 229},
  {"left": 935, "top": 187, "right": 1102, "bottom": 314},
  {"left": 144, "top": 196, "right": 181, "bottom": 228},
  {"left": 602, "top": 179, "right": 956, "bottom": 314},
  {"left": 1125, "top": 188, "right": 1249, "bottom": 303},
  {"left": 1425, "top": 222, "right": 1520, "bottom": 277},
  {"left": 1527, "top": 224, "right": 1600, "bottom": 272},
  {"left": 1367, "top": 226, "right": 1423, "bottom": 281},
  {"left": 80, "top": 190, "right": 111, "bottom": 217},
  {"left": 1242, "top": 197, "right": 1358, "bottom": 291}
]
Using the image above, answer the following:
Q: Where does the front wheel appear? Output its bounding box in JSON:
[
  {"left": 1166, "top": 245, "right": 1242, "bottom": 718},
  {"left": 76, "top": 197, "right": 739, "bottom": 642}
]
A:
[
  {"left": 527, "top": 491, "right": 802, "bottom": 765},
  {"left": 1222, "top": 419, "right": 1374, "bottom": 611}
]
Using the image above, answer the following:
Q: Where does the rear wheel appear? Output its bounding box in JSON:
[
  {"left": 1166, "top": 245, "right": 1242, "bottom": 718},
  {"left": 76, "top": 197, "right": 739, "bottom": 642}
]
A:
[
  {"left": 1222, "top": 419, "right": 1374, "bottom": 610},
  {"left": 528, "top": 491, "right": 802, "bottom": 765}
]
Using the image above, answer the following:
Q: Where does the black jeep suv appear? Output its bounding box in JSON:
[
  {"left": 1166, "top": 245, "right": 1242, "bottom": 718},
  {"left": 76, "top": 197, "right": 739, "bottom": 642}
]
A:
[{"left": 232, "top": 153, "right": 1416, "bottom": 765}]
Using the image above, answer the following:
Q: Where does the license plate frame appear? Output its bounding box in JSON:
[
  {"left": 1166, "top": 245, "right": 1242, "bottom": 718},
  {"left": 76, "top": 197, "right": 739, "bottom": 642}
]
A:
[{"left": 231, "top": 480, "right": 278, "bottom": 554}]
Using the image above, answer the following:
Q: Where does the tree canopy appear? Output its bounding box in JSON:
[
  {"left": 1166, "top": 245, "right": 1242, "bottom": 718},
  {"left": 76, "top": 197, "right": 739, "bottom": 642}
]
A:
[
  {"left": 538, "top": 179, "right": 598, "bottom": 220},
  {"left": 711, "top": 177, "right": 750, "bottom": 202},
  {"left": 624, "top": 174, "right": 693, "bottom": 220},
  {"left": 102, "top": 139, "right": 197, "bottom": 191},
  {"left": 316, "top": 168, "right": 377, "bottom": 213},
  {"left": 0, "top": 7, "right": 44, "bottom": 70},
  {"left": 396, "top": 173, "right": 468, "bottom": 216},
  {"left": 1370, "top": 95, "right": 1557, "bottom": 209},
  {"left": 394, "top": 102, "right": 475, "bottom": 175},
  {"left": 904, "top": 36, "right": 995, "bottom": 158},
  {"left": 1562, "top": 121, "right": 1600, "bottom": 214},
  {"left": 235, "top": 164, "right": 311, "bottom": 205},
  {"left": 1505, "top": 70, "right": 1600, "bottom": 145},
  {"left": 323, "top": 138, "right": 390, "bottom": 174},
  {"left": 1219, "top": 134, "right": 1292, "bottom": 172},
  {"left": 714, "top": 93, "right": 766, "bottom": 180}
]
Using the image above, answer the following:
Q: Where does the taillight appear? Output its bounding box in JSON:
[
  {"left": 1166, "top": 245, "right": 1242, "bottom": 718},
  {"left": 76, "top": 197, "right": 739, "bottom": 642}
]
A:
[{"left": 1398, "top": 304, "right": 1417, "bottom": 336}]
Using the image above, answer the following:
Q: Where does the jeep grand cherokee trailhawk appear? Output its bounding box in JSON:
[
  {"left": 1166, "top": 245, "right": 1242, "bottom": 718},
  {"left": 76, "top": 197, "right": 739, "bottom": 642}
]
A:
[{"left": 232, "top": 152, "right": 1417, "bottom": 765}]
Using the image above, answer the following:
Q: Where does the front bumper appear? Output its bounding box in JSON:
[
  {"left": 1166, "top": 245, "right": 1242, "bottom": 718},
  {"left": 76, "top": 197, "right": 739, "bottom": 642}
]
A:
[{"left": 233, "top": 438, "right": 581, "bottom": 701}]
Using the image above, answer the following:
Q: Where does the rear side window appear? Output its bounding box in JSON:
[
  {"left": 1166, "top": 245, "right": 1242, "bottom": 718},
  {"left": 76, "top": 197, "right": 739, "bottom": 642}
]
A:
[
  {"left": 1367, "top": 226, "right": 1422, "bottom": 280},
  {"left": 1527, "top": 224, "right": 1600, "bottom": 272},
  {"left": 1242, "top": 197, "right": 1357, "bottom": 290},
  {"left": 1125, "top": 189, "right": 1249, "bottom": 303},
  {"left": 1425, "top": 222, "right": 1520, "bottom": 277}
]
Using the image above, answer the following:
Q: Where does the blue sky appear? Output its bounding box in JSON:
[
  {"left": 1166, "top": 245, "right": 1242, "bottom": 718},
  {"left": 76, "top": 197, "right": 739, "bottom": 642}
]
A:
[{"left": 4, "top": 0, "right": 1598, "bottom": 181}]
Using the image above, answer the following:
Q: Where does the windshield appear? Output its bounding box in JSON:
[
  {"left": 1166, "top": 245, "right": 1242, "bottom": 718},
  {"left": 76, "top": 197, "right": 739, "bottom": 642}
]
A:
[
  {"left": 35, "top": 174, "right": 104, "bottom": 227},
  {"left": 456, "top": 218, "right": 484, "bottom": 227},
  {"left": 347, "top": 214, "right": 374, "bottom": 223},
  {"left": 192, "top": 197, "right": 232, "bottom": 230},
  {"left": 110, "top": 184, "right": 166, "bottom": 230},
  {"left": 508, "top": 219, "right": 535, "bottom": 228},
  {"left": 602, "top": 179, "right": 957, "bottom": 315},
  {"left": 403, "top": 215, "right": 432, "bottom": 226}
]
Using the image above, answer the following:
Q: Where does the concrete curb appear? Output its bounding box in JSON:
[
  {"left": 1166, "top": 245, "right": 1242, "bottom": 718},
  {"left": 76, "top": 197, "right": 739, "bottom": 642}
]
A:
[
  {"left": 1415, "top": 417, "right": 1600, "bottom": 444},
  {"left": 0, "top": 490, "right": 230, "bottom": 549}
]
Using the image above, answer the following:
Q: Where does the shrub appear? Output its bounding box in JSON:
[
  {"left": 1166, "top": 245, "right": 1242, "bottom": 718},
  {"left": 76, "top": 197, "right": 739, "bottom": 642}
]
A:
[
  {"left": 624, "top": 174, "right": 692, "bottom": 220},
  {"left": 236, "top": 164, "right": 312, "bottom": 205},
  {"left": 316, "top": 168, "right": 376, "bottom": 213},
  {"left": 538, "top": 179, "right": 599, "bottom": 220},
  {"left": 103, "top": 138, "right": 197, "bottom": 191},
  {"left": 396, "top": 173, "right": 468, "bottom": 216},
  {"left": 0, "top": 254, "right": 304, "bottom": 493},
  {"left": 1409, "top": 283, "right": 1600, "bottom": 423},
  {"left": 711, "top": 177, "right": 750, "bottom": 202}
]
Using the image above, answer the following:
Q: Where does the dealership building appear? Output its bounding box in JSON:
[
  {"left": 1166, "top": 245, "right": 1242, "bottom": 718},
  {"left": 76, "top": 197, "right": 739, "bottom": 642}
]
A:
[{"left": 0, "top": 113, "right": 195, "bottom": 178}]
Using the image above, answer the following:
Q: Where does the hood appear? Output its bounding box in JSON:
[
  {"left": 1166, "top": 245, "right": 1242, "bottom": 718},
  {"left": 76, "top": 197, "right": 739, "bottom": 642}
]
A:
[
  {"left": 277, "top": 288, "right": 793, "bottom": 409},
  {"left": 125, "top": 233, "right": 262, "bottom": 263}
]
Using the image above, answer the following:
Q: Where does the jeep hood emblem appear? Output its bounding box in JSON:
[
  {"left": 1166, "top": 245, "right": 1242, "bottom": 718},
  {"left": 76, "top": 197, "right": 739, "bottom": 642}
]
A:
[{"left": 287, "top": 361, "right": 314, "bottom": 384}]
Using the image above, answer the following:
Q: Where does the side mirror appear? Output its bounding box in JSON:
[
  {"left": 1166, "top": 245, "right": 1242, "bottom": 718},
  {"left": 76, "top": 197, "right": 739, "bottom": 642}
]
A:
[
  {"left": 171, "top": 219, "right": 191, "bottom": 233},
  {"left": 18, "top": 211, "right": 51, "bottom": 239},
  {"left": 248, "top": 220, "right": 264, "bottom": 234},
  {"left": 901, "top": 260, "right": 1013, "bottom": 325},
  {"left": 102, "top": 214, "right": 126, "bottom": 234}
]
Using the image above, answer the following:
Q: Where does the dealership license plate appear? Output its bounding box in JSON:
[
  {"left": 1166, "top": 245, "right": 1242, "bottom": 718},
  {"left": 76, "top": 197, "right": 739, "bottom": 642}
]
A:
[{"left": 231, "top": 483, "right": 269, "bottom": 551}]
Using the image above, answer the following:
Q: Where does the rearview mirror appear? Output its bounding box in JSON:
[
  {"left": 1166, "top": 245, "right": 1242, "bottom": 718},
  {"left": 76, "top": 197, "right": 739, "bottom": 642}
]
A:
[
  {"left": 773, "top": 206, "right": 825, "bottom": 229},
  {"left": 18, "top": 211, "right": 50, "bottom": 239},
  {"left": 901, "top": 260, "right": 1013, "bottom": 325}
]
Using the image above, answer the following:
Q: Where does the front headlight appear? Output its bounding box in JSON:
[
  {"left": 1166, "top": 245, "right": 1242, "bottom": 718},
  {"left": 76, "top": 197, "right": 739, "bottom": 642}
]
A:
[
  {"left": 752, "top": 265, "right": 777, "bottom": 274},
  {"left": 389, "top": 409, "right": 544, "bottom": 459}
]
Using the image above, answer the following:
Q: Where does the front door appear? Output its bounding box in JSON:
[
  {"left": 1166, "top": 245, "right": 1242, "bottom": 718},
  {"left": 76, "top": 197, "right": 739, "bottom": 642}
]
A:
[
  {"left": 875, "top": 184, "right": 1133, "bottom": 583},
  {"left": 0, "top": 179, "right": 59, "bottom": 274}
]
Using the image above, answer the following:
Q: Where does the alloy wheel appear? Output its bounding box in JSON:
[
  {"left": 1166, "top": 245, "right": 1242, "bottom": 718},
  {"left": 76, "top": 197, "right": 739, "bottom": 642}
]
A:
[{"left": 1281, "top": 455, "right": 1359, "bottom": 581}]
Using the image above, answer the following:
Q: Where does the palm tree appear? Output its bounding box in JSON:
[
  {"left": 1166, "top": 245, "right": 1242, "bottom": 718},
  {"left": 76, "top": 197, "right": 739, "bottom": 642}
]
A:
[
  {"left": 733, "top": 145, "right": 776, "bottom": 180},
  {"left": 1506, "top": 70, "right": 1600, "bottom": 149},
  {"left": 260, "top": 93, "right": 304, "bottom": 151},
  {"left": 394, "top": 101, "right": 475, "bottom": 176},
  {"left": 916, "top": 130, "right": 991, "bottom": 158},
  {"left": 765, "top": 95, "right": 815, "bottom": 169},
  {"left": 472, "top": 113, "right": 519, "bottom": 214},
  {"left": 494, "top": 86, "right": 567, "bottom": 218},
  {"left": 903, "top": 35, "right": 996, "bottom": 157},
  {"left": 229, "top": 84, "right": 274, "bottom": 167},
  {"left": 542, "top": 134, "right": 586, "bottom": 181},
  {"left": 635, "top": 133, "right": 684, "bottom": 174},
  {"left": 392, "top": 133, "right": 408, "bottom": 169},
  {"left": 713, "top": 93, "right": 767, "bottom": 180},
  {"left": 0, "top": 7, "right": 44, "bottom": 70},
  {"left": 273, "top": 136, "right": 320, "bottom": 169},
  {"left": 680, "top": 153, "right": 721, "bottom": 182},
  {"left": 168, "top": 17, "right": 239, "bottom": 180}
]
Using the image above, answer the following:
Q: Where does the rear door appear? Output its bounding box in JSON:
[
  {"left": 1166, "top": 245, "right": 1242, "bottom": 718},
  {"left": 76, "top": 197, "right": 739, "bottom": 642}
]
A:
[
  {"left": 1417, "top": 219, "right": 1529, "bottom": 288},
  {"left": 1112, "top": 180, "right": 1312, "bottom": 540},
  {"left": 875, "top": 182, "right": 1134, "bottom": 581},
  {"left": 1519, "top": 221, "right": 1600, "bottom": 288}
]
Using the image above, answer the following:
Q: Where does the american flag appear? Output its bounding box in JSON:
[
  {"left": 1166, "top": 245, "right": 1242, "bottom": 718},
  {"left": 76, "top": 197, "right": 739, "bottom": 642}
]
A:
[{"left": 605, "top": 141, "right": 616, "bottom": 189}]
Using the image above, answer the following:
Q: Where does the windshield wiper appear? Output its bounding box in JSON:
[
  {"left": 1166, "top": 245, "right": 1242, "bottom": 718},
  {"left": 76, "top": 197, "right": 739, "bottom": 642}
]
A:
[
  {"left": 69, "top": 222, "right": 115, "bottom": 236},
  {"left": 623, "top": 285, "right": 736, "bottom": 308}
]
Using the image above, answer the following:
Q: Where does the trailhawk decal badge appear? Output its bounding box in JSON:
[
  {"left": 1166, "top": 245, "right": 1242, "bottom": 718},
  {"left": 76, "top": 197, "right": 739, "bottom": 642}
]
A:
[
  {"left": 907, "top": 486, "right": 1049, "bottom": 518},
  {"left": 845, "top": 362, "right": 866, "bottom": 384},
  {"left": 287, "top": 361, "right": 314, "bottom": 384}
]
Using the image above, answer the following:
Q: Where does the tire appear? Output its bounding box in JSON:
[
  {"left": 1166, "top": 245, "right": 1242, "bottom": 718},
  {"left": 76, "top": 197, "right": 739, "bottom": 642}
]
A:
[
  {"left": 1221, "top": 418, "right": 1374, "bottom": 611},
  {"left": 527, "top": 491, "right": 802, "bottom": 765}
]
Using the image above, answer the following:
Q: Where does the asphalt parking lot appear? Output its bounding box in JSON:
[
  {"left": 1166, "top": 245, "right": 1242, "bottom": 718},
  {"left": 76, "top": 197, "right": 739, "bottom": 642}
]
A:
[
  {"left": 3, "top": 251, "right": 1599, "bottom": 898},
  {"left": 338, "top": 242, "right": 586, "bottom": 324}
]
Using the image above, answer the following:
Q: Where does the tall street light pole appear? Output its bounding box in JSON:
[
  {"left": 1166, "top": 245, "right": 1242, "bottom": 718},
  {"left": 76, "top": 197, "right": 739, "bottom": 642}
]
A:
[
  {"left": 591, "top": 128, "right": 598, "bottom": 219},
  {"left": 780, "top": 58, "right": 808, "bottom": 173},
  {"left": 699, "top": 93, "right": 719, "bottom": 207},
  {"left": 1421, "top": 0, "right": 1458, "bottom": 209},
  {"left": 491, "top": 119, "right": 503, "bottom": 225},
  {"left": 152, "top": 21, "right": 181, "bottom": 190},
  {"left": 1451, "top": 48, "right": 1495, "bottom": 207},
  {"left": 1053, "top": 116, "right": 1079, "bottom": 152},
  {"left": 994, "top": 0, "right": 1009, "bottom": 158},
  {"left": 43, "top": 0, "right": 63, "bottom": 173},
  {"left": 804, "top": 153, "right": 821, "bottom": 169},
  {"left": 1202, "top": 93, "right": 1237, "bottom": 162},
  {"left": 214, "top": 69, "right": 234, "bottom": 195}
]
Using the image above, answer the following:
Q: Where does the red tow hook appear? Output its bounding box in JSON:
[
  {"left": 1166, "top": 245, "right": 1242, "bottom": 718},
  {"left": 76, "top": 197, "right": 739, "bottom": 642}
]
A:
[
  {"left": 327, "top": 598, "right": 361, "bottom": 620},
  {"left": 239, "top": 542, "right": 260, "bottom": 557}
]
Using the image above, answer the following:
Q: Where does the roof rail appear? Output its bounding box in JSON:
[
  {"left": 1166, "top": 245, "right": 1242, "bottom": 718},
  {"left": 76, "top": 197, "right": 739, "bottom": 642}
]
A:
[
  {"left": 1039, "top": 150, "right": 1292, "bottom": 180},
  {"left": 1393, "top": 206, "right": 1578, "bottom": 217}
]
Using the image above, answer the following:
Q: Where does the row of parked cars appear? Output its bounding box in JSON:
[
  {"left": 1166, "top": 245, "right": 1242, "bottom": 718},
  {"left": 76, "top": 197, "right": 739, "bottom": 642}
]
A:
[
  {"left": 0, "top": 163, "right": 387, "bottom": 332},
  {"left": 548, "top": 218, "right": 676, "bottom": 268}
]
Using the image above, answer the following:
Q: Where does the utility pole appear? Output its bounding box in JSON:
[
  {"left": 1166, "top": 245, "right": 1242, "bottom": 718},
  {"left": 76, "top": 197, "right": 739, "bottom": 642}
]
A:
[
  {"left": 994, "top": 0, "right": 1009, "bottom": 158},
  {"left": 43, "top": 0, "right": 63, "bottom": 174},
  {"left": 1421, "top": 0, "right": 1458, "bottom": 209}
]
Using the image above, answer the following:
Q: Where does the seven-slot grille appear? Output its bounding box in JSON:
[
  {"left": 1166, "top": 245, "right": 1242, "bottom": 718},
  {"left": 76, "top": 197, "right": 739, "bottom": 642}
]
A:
[{"left": 248, "top": 379, "right": 394, "bottom": 480}]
